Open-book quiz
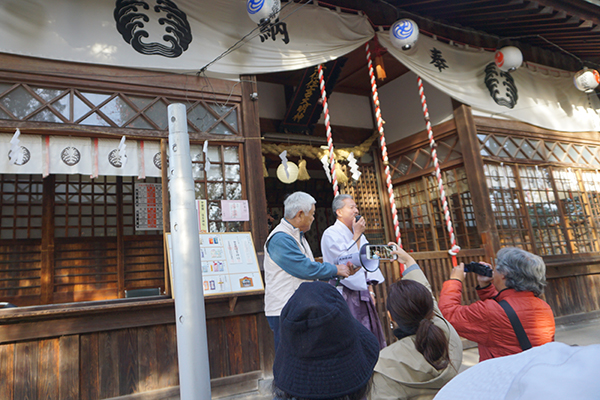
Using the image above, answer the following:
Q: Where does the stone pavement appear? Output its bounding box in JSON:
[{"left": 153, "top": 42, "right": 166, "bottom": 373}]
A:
[{"left": 216, "top": 313, "right": 600, "bottom": 400}]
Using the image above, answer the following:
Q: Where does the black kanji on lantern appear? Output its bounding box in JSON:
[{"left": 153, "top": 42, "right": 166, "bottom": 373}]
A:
[
  {"left": 430, "top": 48, "right": 449, "bottom": 72},
  {"left": 259, "top": 18, "right": 290, "bottom": 44}
]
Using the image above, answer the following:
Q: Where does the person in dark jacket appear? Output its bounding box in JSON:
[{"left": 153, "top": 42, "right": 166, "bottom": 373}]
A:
[
  {"left": 439, "top": 247, "right": 555, "bottom": 361},
  {"left": 272, "top": 280, "right": 379, "bottom": 400}
]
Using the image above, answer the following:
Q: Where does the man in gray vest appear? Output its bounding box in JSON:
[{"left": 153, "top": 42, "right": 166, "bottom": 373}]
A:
[{"left": 264, "top": 191, "right": 356, "bottom": 348}]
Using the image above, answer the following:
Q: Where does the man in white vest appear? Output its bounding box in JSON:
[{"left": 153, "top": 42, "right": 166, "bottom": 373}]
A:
[{"left": 264, "top": 191, "right": 355, "bottom": 348}]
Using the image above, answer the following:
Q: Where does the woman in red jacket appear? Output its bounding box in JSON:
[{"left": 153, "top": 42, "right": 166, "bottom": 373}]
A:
[{"left": 439, "top": 247, "right": 555, "bottom": 361}]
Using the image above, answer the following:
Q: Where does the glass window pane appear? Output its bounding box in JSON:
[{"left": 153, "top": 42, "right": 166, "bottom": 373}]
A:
[
  {"left": 223, "top": 146, "right": 239, "bottom": 163},
  {"left": 52, "top": 95, "right": 70, "bottom": 120},
  {"left": 81, "top": 112, "right": 111, "bottom": 127},
  {"left": 129, "top": 95, "right": 154, "bottom": 110},
  {"left": 1, "top": 86, "right": 41, "bottom": 119},
  {"left": 225, "top": 164, "right": 240, "bottom": 182},
  {"left": 210, "top": 122, "right": 234, "bottom": 135},
  {"left": 226, "top": 183, "right": 242, "bottom": 200},
  {"left": 188, "top": 103, "right": 217, "bottom": 132},
  {"left": 30, "top": 108, "right": 63, "bottom": 123},
  {"left": 128, "top": 116, "right": 154, "bottom": 129},
  {"left": 207, "top": 146, "right": 222, "bottom": 162},
  {"left": 208, "top": 201, "right": 221, "bottom": 220},
  {"left": 33, "top": 87, "right": 63, "bottom": 102},
  {"left": 195, "top": 182, "right": 206, "bottom": 199},
  {"left": 207, "top": 165, "right": 223, "bottom": 181},
  {"left": 207, "top": 182, "right": 223, "bottom": 200},
  {"left": 145, "top": 100, "right": 169, "bottom": 130},
  {"left": 101, "top": 96, "right": 136, "bottom": 127},
  {"left": 192, "top": 163, "right": 205, "bottom": 179},
  {"left": 81, "top": 92, "right": 110, "bottom": 106}
]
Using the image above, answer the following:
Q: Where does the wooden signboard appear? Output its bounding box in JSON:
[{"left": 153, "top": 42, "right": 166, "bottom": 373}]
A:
[{"left": 165, "top": 232, "right": 264, "bottom": 297}]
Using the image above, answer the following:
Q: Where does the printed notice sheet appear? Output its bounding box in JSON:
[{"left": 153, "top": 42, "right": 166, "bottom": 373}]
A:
[{"left": 166, "top": 232, "right": 264, "bottom": 297}]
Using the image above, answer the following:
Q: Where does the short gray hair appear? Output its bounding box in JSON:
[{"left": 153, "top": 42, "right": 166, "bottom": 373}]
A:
[
  {"left": 495, "top": 247, "right": 546, "bottom": 296},
  {"left": 284, "top": 192, "right": 316, "bottom": 220},
  {"left": 332, "top": 194, "right": 353, "bottom": 216}
]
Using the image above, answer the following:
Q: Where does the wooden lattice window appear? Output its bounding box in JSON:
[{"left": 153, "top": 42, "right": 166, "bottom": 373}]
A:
[
  {"left": 192, "top": 144, "right": 246, "bottom": 232},
  {"left": 0, "top": 174, "right": 43, "bottom": 239},
  {"left": 54, "top": 175, "right": 119, "bottom": 238},
  {"left": 389, "top": 136, "right": 462, "bottom": 180},
  {"left": 393, "top": 166, "right": 480, "bottom": 252},
  {"left": 0, "top": 81, "right": 239, "bottom": 135},
  {"left": 484, "top": 164, "right": 535, "bottom": 252},
  {"left": 483, "top": 163, "right": 600, "bottom": 256},
  {"left": 552, "top": 168, "right": 597, "bottom": 253},
  {"left": 479, "top": 133, "right": 600, "bottom": 166}
]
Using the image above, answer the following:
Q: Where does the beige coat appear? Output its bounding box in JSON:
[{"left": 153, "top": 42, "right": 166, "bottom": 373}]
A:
[{"left": 369, "top": 265, "right": 463, "bottom": 400}]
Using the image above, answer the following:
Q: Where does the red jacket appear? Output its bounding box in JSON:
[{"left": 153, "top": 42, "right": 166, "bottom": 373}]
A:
[{"left": 439, "top": 280, "right": 555, "bottom": 361}]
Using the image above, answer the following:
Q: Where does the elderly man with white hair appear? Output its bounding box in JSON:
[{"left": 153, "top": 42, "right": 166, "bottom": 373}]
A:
[{"left": 263, "top": 191, "right": 355, "bottom": 349}]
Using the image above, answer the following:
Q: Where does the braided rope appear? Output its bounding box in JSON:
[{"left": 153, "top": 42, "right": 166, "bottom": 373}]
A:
[
  {"left": 365, "top": 43, "right": 402, "bottom": 246},
  {"left": 417, "top": 77, "right": 461, "bottom": 259},
  {"left": 318, "top": 64, "right": 338, "bottom": 196}
]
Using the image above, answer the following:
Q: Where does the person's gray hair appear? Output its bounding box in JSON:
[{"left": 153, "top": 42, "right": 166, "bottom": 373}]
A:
[
  {"left": 332, "top": 194, "right": 353, "bottom": 216},
  {"left": 495, "top": 247, "right": 546, "bottom": 296},
  {"left": 284, "top": 192, "right": 316, "bottom": 220}
]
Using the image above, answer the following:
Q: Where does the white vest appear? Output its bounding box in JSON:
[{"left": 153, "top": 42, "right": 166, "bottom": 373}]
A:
[{"left": 263, "top": 219, "right": 313, "bottom": 317}]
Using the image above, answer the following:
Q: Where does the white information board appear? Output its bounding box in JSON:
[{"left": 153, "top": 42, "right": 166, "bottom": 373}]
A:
[{"left": 166, "top": 232, "right": 264, "bottom": 297}]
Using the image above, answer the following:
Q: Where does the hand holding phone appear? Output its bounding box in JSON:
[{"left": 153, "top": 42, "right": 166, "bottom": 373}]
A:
[{"left": 365, "top": 244, "right": 398, "bottom": 261}]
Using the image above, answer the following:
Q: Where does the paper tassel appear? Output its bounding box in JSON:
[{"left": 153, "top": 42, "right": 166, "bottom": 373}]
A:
[
  {"left": 279, "top": 150, "right": 289, "bottom": 178},
  {"left": 347, "top": 152, "right": 361, "bottom": 181},
  {"left": 117, "top": 136, "right": 128, "bottom": 168},
  {"left": 335, "top": 163, "right": 349, "bottom": 185},
  {"left": 203, "top": 140, "right": 211, "bottom": 171},
  {"left": 297, "top": 159, "right": 311, "bottom": 181},
  {"left": 9, "top": 128, "right": 24, "bottom": 165},
  {"left": 320, "top": 154, "right": 332, "bottom": 183},
  {"left": 262, "top": 156, "right": 269, "bottom": 177}
]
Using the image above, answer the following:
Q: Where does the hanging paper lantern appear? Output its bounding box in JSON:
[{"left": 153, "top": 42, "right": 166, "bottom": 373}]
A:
[
  {"left": 277, "top": 161, "right": 299, "bottom": 184},
  {"left": 246, "top": 0, "right": 281, "bottom": 25},
  {"left": 574, "top": 68, "right": 600, "bottom": 93},
  {"left": 494, "top": 46, "right": 523, "bottom": 72},
  {"left": 389, "top": 19, "right": 419, "bottom": 51}
]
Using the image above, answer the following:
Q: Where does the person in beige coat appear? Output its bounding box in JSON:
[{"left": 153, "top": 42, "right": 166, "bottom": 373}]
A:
[{"left": 369, "top": 247, "right": 463, "bottom": 400}]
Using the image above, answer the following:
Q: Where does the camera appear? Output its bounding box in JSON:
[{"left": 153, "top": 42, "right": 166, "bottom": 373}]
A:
[
  {"left": 365, "top": 244, "right": 397, "bottom": 261},
  {"left": 464, "top": 262, "right": 493, "bottom": 277}
]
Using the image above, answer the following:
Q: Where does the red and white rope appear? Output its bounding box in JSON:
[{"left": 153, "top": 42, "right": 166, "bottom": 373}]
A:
[
  {"left": 417, "top": 77, "right": 461, "bottom": 261},
  {"left": 318, "top": 64, "right": 339, "bottom": 197},
  {"left": 365, "top": 43, "right": 402, "bottom": 246}
]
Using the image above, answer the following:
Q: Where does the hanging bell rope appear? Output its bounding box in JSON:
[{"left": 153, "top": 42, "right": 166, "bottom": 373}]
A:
[
  {"left": 318, "top": 63, "right": 339, "bottom": 197},
  {"left": 417, "top": 76, "right": 461, "bottom": 266},
  {"left": 365, "top": 42, "right": 402, "bottom": 251}
]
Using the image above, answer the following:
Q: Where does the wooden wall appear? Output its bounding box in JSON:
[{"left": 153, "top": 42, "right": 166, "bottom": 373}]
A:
[
  {"left": 0, "top": 295, "right": 270, "bottom": 400},
  {"left": 0, "top": 235, "right": 165, "bottom": 306}
]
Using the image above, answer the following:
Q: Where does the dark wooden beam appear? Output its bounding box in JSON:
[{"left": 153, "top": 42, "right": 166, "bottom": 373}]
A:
[
  {"left": 240, "top": 75, "right": 269, "bottom": 252},
  {"left": 452, "top": 100, "right": 501, "bottom": 253}
]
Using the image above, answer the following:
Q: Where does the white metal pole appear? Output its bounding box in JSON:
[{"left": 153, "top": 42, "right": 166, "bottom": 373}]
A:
[{"left": 167, "top": 103, "right": 211, "bottom": 399}]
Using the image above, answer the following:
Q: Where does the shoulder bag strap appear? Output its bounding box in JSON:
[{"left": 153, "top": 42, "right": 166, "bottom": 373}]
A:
[{"left": 498, "top": 299, "right": 532, "bottom": 351}]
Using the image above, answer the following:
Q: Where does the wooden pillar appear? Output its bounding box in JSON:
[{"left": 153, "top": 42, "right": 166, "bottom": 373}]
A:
[
  {"left": 161, "top": 139, "right": 171, "bottom": 296},
  {"left": 452, "top": 100, "right": 500, "bottom": 255},
  {"left": 116, "top": 176, "right": 125, "bottom": 297},
  {"left": 41, "top": 174, "right": 55, "bottom": 304},
  {"left": 240, "top": 75, "right": 268, "bottom": 251}
]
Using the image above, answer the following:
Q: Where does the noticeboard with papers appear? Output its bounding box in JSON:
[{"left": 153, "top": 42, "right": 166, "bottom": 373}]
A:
[{"left": 165, "top": 232, "right": 264, "bottom": 297}]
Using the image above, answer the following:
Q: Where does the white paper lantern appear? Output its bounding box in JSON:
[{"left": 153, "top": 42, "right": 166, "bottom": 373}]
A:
[
  {"left": 389, "top": 19, "right": 419, "bottom": 51},
  {"left": 246, "top": 0, "right": 281, "bottom": 25},
  {"left": 494, "top": 46, "right": 523, "bottom": 72},
  {"left": 574, "top": 68, "right": 600, "bottom": 93},
  {"left": 277, "top": 161, "right": 299, "bottom": 184}
]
